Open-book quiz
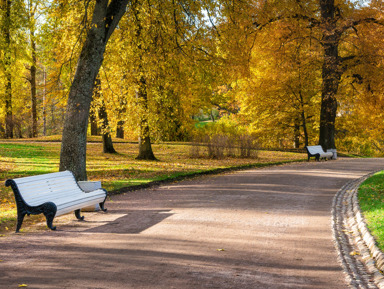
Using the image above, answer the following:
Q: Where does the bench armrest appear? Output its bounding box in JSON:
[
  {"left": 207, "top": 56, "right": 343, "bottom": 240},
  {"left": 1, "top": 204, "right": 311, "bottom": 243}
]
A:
[
  {"left": 77, "top": 181, "right": 103, "bottom": 212},
  {"left": 77, "top": 181, "right": 102, "bottom": 193}
]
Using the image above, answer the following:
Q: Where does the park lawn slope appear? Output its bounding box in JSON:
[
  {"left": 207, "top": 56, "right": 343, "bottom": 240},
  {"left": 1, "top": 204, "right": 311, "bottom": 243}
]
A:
[
  {"left": 358, "top": 171, "right": 384, "bottom": 251},
  {"left": 0, "top": 140, "right": 306, "bottom": 233}
]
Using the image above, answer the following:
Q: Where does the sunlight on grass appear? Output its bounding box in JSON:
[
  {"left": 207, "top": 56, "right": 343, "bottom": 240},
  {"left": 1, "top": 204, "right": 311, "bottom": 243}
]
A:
[
  {"left": 358, "top": 171, "right": 384, "bottom": 251},
  {"left": 0, "top": 140, "right": 306, "bottom": 232}
]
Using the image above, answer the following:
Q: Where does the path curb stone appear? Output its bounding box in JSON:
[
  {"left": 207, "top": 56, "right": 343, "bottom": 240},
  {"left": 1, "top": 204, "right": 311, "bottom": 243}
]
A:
[{"left": 332, "top": 171, "right": 384, "bottom": 289}]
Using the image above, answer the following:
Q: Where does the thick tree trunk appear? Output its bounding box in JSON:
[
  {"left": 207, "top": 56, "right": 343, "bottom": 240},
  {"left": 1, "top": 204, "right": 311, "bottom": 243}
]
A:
[
  {"left": 318, "top": 0, "right": 341, "bottom": 150},
  {"left": 59, "top": 0, "right": 128, "bottom": 180},
  {"left": 137, "top": 134, "right": 156, "bottom": 160},
  {"left": 102, "top": 133, "right": 116, "bottom": 153}
]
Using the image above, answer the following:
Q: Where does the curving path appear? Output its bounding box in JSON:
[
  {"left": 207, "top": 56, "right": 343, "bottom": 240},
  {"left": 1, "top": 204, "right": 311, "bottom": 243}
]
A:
[{"left": 1, "top": 158, "right": 383, "bottom": 288}]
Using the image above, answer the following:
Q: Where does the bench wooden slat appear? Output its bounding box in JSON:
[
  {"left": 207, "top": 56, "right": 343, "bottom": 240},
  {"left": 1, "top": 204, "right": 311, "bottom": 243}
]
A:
[
  {"left": 22, "top": 189, "right": 83, "bottom": 207},
  {"left": 56, "top": 192, "right": 107, "bottom": 215},
  {"left": 12, "top": 171, "right": 75, "bottom": 184}
]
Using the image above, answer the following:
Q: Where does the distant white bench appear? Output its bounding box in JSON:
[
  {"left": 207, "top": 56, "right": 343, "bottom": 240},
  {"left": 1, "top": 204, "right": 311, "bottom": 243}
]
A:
[
  {"left": 305, "top": 145, "right": 334, "bottom": 161},
  {"left": 5, "top": 171, "right": 107, "bottom": 232}
]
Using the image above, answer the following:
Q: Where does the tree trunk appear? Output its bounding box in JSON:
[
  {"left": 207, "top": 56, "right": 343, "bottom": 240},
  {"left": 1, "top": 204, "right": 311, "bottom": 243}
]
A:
[
  {"left": 95, "top": 79, "right": 116, "bottom": 154},
  {"left": 116, "top": 97, "right": 126, "bottom": 138},
  {"left": 318, "top": 0, "right": 341, "bottom": 150},
  {"left": 28, "top": 0, "right": 38, "bottom": 137},
  {"left": 136, "top": 76, "right": 156, "bottom": 160},
  {"left": 116, "top": 121, "right": 124, "bottom": 138},
  {"left": 30, "top": 33, "right": 37, "bottom": 137},
  {"left": 294, "top": 119, "right": 300, "bottom": 149},
  {"left": 133, "top": 3, "right": 156, "bottom": 161},
  {"left": 137, "top": 134, "right": 156, "bottom": 160},
  {"left": 89, "top": 88, "right": 99, "bottom": 136},
  {"left": 59, "top": 0, "right": 128, "bottom": 180},
  {"left": 2, "top": 0, "right": 13, "bottom": 138},
  {"left": 298, "top": 90, "right": 309, "bottom": 147},
  {"left": 301, "top": 110, "right": 309, "bottom": 147},
  {"left": 43, "top": 69, "right": 47, "bottom": 136},
  {"left": 89, "top": 109, "right": 99, "bottom": 136}
]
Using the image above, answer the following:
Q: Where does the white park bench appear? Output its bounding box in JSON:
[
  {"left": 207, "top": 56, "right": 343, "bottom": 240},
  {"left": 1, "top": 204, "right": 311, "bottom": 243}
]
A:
[
  {"left": 5, "top": 170, "right": 107, "bottom": 233},
  {"left": 305, "top": 145, "right": 334, "bottom": 161}
]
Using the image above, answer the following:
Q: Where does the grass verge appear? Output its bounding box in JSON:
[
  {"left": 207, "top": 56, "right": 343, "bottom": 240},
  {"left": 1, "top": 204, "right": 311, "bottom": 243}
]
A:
[
  {"left": 0, "top": 139, "right": 306, "bottom": 233},
  {"left": 358, "top": 171, "right": 384, "bottom": 251}
]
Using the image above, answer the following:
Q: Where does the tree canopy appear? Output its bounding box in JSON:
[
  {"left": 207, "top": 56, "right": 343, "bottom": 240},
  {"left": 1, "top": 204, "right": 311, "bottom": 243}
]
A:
[{"left": 1, "top": 0, "right": 384, "bottom": 177}]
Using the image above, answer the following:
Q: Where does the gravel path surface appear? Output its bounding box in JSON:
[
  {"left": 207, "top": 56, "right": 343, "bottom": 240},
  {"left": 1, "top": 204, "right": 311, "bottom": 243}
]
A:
[{"left": 1, "top": 158, "right": 383, "bottom": 288}]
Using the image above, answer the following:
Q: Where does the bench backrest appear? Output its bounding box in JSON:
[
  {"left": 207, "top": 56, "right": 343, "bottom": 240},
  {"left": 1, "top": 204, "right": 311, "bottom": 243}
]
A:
[
  {"left": 306, "top": 145, "right": 325, "bottom": 155},
  {"left": 12, "top": 171, "right": 82, "bottom": 207}
]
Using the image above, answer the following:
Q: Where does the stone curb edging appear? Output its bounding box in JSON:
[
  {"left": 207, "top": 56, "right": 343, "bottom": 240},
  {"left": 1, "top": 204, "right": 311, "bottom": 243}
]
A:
[{"left": 332, "top": 172, "right": 384, "bottom": 289}]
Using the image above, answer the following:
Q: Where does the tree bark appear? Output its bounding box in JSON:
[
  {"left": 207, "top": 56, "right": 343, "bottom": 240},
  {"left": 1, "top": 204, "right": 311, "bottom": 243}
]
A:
[
  {"left": 59, "top": 0, "right": 128, "bottom": 180},
  {"left": 318, "top": 0, "right": 342, "bottom": 150}
]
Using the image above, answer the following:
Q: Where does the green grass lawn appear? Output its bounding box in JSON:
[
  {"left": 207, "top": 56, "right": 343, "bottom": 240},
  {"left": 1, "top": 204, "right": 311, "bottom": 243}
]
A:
[
  {"left": 358, "top": 171, "right": 384, "bottom": 251},
  {"left": 0, "top": 137, "right": 306, "bottom": 232}
]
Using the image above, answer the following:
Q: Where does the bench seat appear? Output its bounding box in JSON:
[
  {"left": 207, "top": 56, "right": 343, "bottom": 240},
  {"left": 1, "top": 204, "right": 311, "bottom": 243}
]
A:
[
  {"left": 5, "top": 171, "right": 107, "bottom": 232},
  {"left": 305, "top": 145, "right": 334, "bottom": 161}
]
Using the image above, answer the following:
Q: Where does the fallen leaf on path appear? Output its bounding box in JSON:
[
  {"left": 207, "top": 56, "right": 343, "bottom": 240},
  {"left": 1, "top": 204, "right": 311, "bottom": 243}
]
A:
[
  {"left": 217, "top": 249, "right": 225, "bottom": 251},
  {"left": 350, "top": 251, "right": 360, "bottom": 256}
]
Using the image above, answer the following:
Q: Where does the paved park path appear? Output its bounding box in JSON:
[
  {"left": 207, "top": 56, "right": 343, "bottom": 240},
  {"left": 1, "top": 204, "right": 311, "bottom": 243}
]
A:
[{"left": 1, "top": 158, "right": 384, "bottom": 289}]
